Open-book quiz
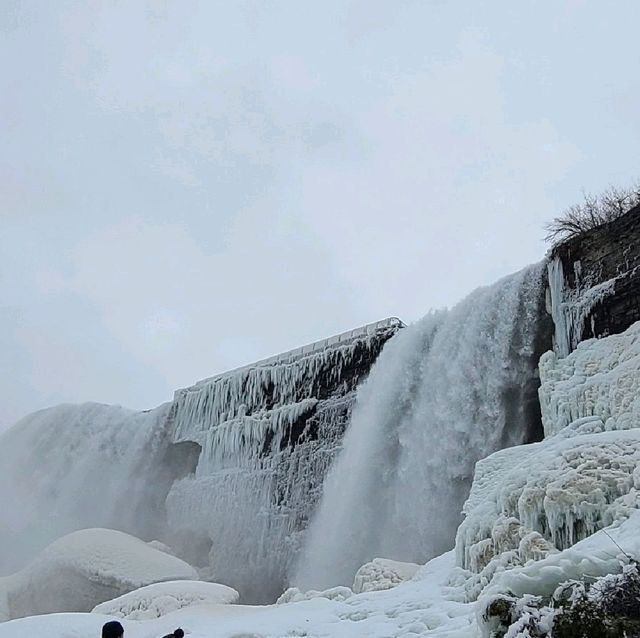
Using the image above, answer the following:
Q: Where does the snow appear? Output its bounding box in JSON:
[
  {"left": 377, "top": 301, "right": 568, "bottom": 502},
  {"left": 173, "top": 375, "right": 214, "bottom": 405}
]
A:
[
  {"left": 480, "top": 508, "right": 640, "bottom": 602},
  {"left": 0, "top": 528, "right": 198, "bottom": 620},
  {"left": 93, "top": 580, "right": 238, "bottom": 619}
]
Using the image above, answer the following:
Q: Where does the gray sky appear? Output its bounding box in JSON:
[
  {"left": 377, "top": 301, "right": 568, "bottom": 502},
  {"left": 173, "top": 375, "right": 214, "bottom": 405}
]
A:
[{"left": 2, "top": 0, "right": 639, "bottom": 428}]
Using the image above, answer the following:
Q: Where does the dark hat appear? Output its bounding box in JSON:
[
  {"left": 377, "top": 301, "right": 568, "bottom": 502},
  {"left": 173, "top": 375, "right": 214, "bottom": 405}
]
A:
[{"left": 102, "top": 620, "right": 124, "bottom": 638}]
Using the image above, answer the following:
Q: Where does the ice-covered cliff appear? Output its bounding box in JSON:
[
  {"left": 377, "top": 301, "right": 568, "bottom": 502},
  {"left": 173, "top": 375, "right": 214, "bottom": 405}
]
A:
[
  {"left": 547, "top": 202, "right": 640, "bottom": 356},
  {"left": 456, "top": 322, "right": 640, "bottom": 636},
  {"left": 164, "top": 318, "right": 404, "bottom": 600}
]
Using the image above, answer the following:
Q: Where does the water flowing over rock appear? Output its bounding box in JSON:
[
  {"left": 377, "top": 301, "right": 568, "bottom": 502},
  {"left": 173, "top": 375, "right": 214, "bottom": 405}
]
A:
[{"left": 295, "top": 264, "right": 550, "bottom": 590}]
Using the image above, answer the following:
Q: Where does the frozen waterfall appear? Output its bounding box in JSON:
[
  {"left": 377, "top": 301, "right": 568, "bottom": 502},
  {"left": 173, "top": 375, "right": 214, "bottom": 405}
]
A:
[{"left": 294, "top": 264, "right": 548, "bottom": 590}]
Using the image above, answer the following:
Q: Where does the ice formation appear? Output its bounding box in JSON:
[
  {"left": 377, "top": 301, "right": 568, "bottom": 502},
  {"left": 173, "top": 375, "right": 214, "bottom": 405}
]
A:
[
  {"left": 539, "top": 320, "right": 640, "bottom": 436},
  {"left": 455, "top": 321, "right": 640, "bottom": 619},
  {"left": 352, "top": 558, "right": 420, "bottom": 594},
  {"left": 295, "top": 264, "right": 547, "bottom": 590},
  {"left": 93, "top": 580, "right": 238, "bottom": 619},
  {"left": 0, "top": 528, "right": 198, "bottom": 620},
  {"left": 546, "top": 255, "right": 620, "bottom": 357}
]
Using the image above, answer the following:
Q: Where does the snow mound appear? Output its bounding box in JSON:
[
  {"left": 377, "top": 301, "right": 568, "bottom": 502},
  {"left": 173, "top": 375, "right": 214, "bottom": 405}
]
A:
[
  {"left": 352, "top": 558, "right": 420, "bottom": 593},
  {"left": 0, "top": 528, "right": 198, "bottom": 620},
  {"left": 93, "top": 580, "right": 238, "bottom": 619}
]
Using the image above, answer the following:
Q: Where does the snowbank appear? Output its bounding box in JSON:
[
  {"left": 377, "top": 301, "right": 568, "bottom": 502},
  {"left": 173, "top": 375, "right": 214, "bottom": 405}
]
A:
[
  {"left": 93, "top": 580, "right": 238, "bottom": 619},
  {"left": 352, "top": 558, "right": 420, "bottom": 593},
  {"left": 0, "top": 528, "right": 198, "bottom": 620}
]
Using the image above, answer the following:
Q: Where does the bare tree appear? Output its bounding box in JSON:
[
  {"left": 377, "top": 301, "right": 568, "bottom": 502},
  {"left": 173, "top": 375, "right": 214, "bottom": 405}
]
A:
[{"left": 545, "top": 181, "right": 640, "bottom": 246}]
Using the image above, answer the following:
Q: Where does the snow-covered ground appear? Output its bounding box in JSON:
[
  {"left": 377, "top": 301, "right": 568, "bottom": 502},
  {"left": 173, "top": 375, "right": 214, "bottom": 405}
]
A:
[{"left": 0, "top": 552, "right": 476, "bottom": 638}]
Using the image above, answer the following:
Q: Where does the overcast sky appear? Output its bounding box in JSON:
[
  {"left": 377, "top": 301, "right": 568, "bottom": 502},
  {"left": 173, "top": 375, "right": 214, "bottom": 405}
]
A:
[{"left": 2, "top": 1, "right": 639, "bottom": 428}]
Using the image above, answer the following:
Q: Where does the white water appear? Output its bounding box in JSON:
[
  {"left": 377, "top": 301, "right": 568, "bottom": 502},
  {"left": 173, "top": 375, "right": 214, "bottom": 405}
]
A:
[{"left": 295, "top": 264, "right": 546, "bottom": 590}]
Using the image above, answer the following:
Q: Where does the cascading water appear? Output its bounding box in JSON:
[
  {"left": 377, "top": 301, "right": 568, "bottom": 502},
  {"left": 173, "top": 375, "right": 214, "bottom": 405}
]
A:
[{"left": 294, "top": 263, "right": 548, "bottom": 590}]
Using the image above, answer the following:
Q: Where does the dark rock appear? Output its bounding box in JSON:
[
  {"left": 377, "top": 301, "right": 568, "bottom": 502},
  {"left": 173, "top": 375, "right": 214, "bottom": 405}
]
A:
[{"left": 551, "top": 202, "right": 640, "bottom": 347}]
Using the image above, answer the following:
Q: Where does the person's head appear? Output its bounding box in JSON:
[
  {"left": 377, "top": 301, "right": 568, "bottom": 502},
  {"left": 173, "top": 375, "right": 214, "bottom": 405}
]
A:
[
  {"left": 102, "top": 620, "right": 124, "bottom": 638},
  {"left": 173, "top": 630, "right": 184, "bottom": 638}
]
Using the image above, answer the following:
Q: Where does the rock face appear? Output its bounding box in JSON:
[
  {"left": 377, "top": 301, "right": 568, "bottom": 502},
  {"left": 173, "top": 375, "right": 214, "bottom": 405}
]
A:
[{"left": 547, "top": 203, "right": 640, "bottom": 355}]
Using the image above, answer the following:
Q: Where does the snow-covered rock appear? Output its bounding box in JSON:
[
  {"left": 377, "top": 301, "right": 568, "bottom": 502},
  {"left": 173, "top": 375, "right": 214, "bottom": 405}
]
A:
[
  {"left": 276, "top": 585, "right": 354, "bottom": 604},
  {"left": 93, "top": 580, "right": 238, "bottom": 619},
  {"left": 456, "top": 428, "right": 640, "bottom": 577},
  {"left": 0, "top": 528, "right": 198, "bottom": 620},
  {"left": 352, "top": 558, "right": 420, "bottom": 593}
]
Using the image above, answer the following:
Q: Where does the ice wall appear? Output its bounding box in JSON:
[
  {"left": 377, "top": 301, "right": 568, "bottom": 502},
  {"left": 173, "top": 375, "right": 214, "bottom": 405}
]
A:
[
  {"left": 295, "top": 264, "right": 548, "bottom": 591},
  {"left": 163, "top": 319, "right": 403, "bottom": 602}
]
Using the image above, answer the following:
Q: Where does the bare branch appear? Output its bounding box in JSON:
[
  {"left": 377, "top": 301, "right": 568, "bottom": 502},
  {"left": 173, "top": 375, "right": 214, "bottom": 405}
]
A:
[{"left": 544, "top": 180, "right": 640, "bottom": 246}]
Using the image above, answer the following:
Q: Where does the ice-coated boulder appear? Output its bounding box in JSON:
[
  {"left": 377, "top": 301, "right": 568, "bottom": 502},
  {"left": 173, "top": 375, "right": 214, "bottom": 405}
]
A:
[
  {"left": 352, "top": 558, "right": 420, "bottom": 593},
  {"left": 276, "top": 585, "right": 353, "bottom": 604},
  {"left": 0, "top": 528, "right": 198, "bottom": 620},
  {"left": 93, "top": 579, "right": 238, "bottom": 619}
]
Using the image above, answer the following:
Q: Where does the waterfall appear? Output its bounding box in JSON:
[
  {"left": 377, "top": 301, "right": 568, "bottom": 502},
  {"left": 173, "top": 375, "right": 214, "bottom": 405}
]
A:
[
  {"left": 0, "top": 402, "right": 176, "bottom": 575},
  {"left": 294, "top": 263, "right": 547, "bottom": 590}
]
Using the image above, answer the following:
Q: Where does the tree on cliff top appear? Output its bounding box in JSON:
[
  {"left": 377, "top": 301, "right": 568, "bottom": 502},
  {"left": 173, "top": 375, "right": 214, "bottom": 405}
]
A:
[{"left": 545, "top": 181, "right": 640, "bottom": 246}]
